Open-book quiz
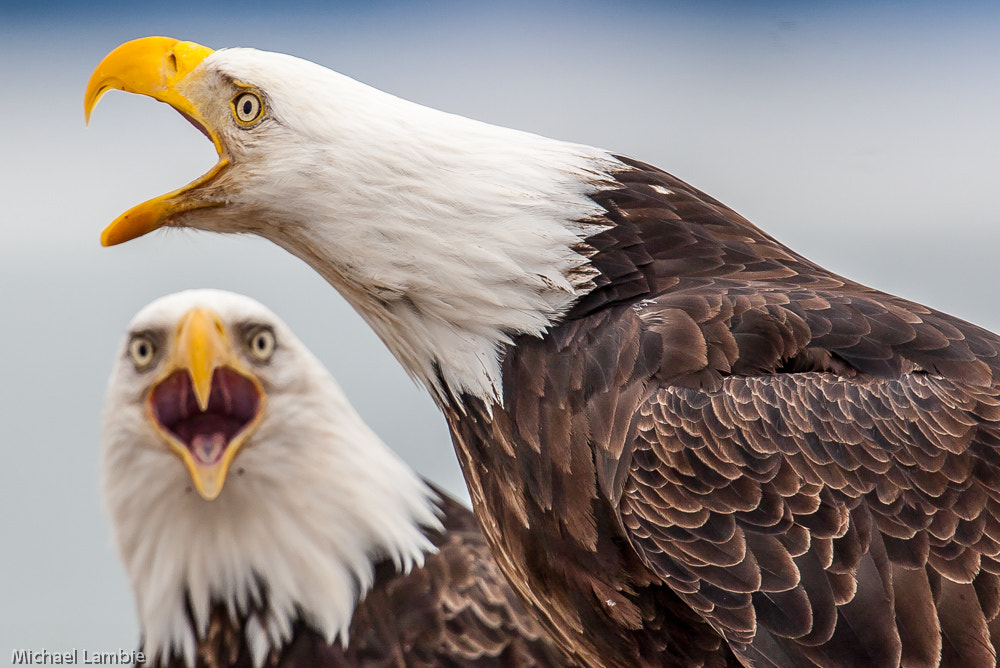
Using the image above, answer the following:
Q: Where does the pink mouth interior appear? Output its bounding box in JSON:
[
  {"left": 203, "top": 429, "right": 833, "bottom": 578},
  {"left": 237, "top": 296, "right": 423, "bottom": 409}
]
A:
[{"left": 150, "top": 368, "right": 260, "bottom": 465}]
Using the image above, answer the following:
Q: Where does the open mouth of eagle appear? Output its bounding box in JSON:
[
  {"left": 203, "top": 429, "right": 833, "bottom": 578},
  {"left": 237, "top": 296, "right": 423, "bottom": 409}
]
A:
[
  {"left": 84, "top": 37, "right": 233, "bottom": 247},
  {"left": 178, "top": 109, "right": 214, "bottom": 144},
  {"left": 150, "top": 368, "right": 261, "bottom": 465}
]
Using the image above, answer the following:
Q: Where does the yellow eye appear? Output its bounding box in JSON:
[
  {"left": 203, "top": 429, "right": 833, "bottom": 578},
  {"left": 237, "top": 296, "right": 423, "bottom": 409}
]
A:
[
  {"left": 129, "top": 336, "right": 156, "bottom": 370},
  {"left": 247, "top": 327, "right": 275, "bottom": 362},
  {"left": 232, "top": 91, "right": 263, "bottom": 125}
]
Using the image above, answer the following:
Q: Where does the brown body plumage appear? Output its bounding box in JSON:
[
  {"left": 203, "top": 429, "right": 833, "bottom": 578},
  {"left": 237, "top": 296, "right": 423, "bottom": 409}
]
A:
[{"left": 448, "top": 158, "right": 1000, "bottom": 667}]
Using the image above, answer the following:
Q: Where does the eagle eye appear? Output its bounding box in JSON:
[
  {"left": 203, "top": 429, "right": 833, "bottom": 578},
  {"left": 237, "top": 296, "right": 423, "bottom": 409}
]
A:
[
  {"left": 246, "top": 326, "right": 276, "bottom": 362},
  {"left": 232, "top": 91, "right": 263, "bottom": 125},
  {"left": 128, "top": 335, "right": 157, "bottom": 370}
]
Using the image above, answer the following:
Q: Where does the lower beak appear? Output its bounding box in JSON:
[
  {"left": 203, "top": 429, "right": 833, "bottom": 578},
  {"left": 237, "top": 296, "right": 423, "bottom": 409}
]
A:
[{"left": 100, "top": 159, "right": 229, "bottom": 247}]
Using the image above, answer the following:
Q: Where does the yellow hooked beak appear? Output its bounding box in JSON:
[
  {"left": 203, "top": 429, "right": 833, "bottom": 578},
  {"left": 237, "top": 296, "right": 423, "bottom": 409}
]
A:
[
  {"left": 147, "top": 308, "right": 265, "bottom": 501},
  {"left": 85, "top": 36, "right": 228, "bottom": 247},
  {"left": 174, "top": 308, "right": 230, "bottom": 412}
]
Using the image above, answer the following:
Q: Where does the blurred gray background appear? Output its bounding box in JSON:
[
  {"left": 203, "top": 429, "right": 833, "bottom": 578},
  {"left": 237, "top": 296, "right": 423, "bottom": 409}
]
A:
[{"left": 2, "top": 0, "right": 999, "bottom": 657}]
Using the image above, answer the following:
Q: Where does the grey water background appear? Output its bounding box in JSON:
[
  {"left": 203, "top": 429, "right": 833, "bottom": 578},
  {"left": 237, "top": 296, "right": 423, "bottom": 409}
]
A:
[{"left": 2, "top": 0, "right": 999, "bottom": 656}]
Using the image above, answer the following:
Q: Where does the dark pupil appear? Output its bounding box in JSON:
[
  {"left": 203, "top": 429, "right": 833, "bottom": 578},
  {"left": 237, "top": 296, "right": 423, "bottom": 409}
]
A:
[
  {"left": 242, "top": 99, "right": 253, "bottom": 116},
  {"left": 256, "top": 336, "right": 266, "bottom": 350},
  {"left": 137, "top": 343, "right": 148, "bottom": 357}
]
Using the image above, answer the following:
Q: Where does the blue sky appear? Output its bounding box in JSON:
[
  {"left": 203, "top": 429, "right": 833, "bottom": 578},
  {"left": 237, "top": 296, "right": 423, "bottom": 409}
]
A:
[{"left": 2, "top": 0, "right": 999, "bottom": 658}]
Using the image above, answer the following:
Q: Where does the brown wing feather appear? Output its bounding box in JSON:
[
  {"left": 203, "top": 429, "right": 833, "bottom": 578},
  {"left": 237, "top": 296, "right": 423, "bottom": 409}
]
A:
[
  {"left": 597, "top": 161, "right": 1000, "bottom": 665},
  {"left": 620, "top": 369, "right": 1000, "bottom": 665},
  {"left": 151, "top": 486, "right": 573, "bottom": 667}
]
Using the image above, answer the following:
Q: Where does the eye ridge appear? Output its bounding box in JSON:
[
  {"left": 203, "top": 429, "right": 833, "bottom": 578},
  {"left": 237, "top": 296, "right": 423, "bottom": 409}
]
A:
[{"left": 232, "top": 91, "right": 263, "bottom": 125}]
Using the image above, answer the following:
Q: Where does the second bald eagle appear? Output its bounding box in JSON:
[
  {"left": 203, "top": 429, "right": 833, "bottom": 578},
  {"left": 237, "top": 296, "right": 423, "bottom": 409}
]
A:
[{"left": 102, "top": 289, "right": 572, "bottom": 668}]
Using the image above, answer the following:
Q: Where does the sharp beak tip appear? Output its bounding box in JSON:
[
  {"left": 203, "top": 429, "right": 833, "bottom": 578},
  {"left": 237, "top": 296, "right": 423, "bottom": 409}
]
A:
[
  {"left": 196, "top": 483, "right": 224, "bottom": 502},
  {"left": 83, "top": 76, "right": 114, "bottom": 124},
  {"left": 100, "top": 228, "right": 120, "bottom": 247},
  {"left": 83, "top": 97, "right": 94, "bottom": 126},
  {"left": 99, "top": 224, "right": 120, "bottom": 247},
  {"left": 194, "top": 391, "right": 212, "bottom": 414},
  {"left": 84, "top": 96, "right": 99, "bottom": 125},
  {"left": 190, "top": 461, "right": 230, "bottom": 502}
]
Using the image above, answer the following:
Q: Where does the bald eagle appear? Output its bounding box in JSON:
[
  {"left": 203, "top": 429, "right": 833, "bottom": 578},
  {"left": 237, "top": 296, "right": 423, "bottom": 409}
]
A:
[
  {"left": 101, "top": 289, "right": 572, "bottom": 668},
  {"left": 89, "top": 38, "right": 1000, "bottom": 667}
]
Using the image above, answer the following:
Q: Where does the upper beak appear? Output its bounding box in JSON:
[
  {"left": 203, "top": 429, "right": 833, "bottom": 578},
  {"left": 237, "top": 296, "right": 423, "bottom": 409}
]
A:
[
  {"left": 85, "top": 37, "right": 228, "bottom": 247},
  {"left": 173, "top": 308, "right": 230, "bottom": 412},
  {"left": 149, "top": 308, "right": 265, "bottom": 500}
]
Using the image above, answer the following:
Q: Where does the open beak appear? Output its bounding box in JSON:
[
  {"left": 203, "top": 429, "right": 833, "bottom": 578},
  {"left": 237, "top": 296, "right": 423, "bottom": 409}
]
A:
[
  {"left": 85, "top": 36, "right": 228, "bottom": 247},
  {"left": 147, "top": 308, "right": 265, "bottom": 500}
]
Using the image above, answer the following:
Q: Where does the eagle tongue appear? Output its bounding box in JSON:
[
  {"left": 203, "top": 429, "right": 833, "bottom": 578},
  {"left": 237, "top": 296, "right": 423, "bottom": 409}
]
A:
[{"left": 190, "top": 432, "right": 227, "bottom": 465}]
